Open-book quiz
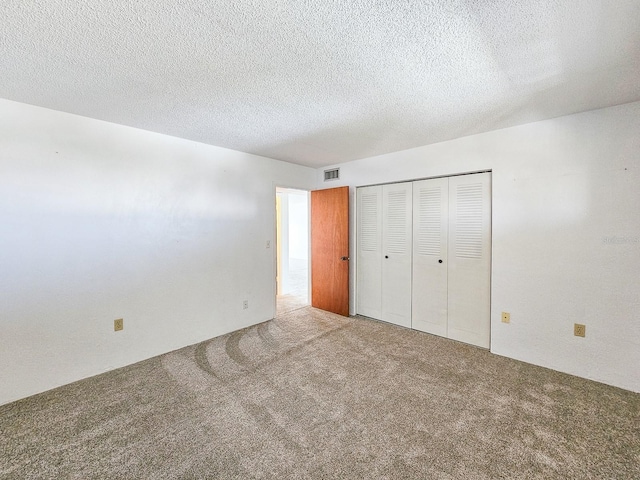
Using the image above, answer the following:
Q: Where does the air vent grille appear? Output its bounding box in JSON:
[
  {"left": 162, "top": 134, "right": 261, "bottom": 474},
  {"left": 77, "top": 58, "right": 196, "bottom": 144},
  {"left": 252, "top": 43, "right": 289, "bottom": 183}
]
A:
[{"left": 324, "top": 168, "right": 340, "bottom": 181}]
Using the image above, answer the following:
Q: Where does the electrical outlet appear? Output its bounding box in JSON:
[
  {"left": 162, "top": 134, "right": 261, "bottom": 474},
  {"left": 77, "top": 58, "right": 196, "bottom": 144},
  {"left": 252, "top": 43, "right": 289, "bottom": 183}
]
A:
[
  {"left": 574, "top": 323, "right": 586, "bottom": 337},
  {"left": 243, "top": 300, "right": 249, "bottom": 310},
  {"left": 114, "top": 318, "right": 123, "bottom": 331},
  {"left": 266, "top": 240, "right": 271, "bottom": 249},
  {"left": 501, "top": 312, "right": 510, "bottom": 323}
]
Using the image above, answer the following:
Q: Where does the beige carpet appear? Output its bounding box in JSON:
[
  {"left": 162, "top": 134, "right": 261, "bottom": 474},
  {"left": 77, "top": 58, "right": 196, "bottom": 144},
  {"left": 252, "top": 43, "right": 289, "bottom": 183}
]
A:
[
  {"left": 276, "top": 293, "right": 309, "bottom": 316},
  {"left": 1, "top": 307, "right": 638, "bottom": 479}
]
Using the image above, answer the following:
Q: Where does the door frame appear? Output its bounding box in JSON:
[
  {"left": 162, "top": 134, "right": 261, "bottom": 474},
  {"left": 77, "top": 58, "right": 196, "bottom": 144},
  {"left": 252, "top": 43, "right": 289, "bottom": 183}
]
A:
[
  {"left": 354, "top": 170, "right": 492, "bottom": 344},
  {"left": 274, "top": 185, "right": 311, "bottom": 317}
]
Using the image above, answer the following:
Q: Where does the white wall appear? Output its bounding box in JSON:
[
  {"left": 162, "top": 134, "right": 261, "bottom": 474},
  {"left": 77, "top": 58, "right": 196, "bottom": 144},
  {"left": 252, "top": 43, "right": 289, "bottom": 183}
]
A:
[
  {"left": 2, "top": 98, "right": 638, "bottom": 404},
  {"left": 0, "top": 99, "right": 316, "bottom": 405},
  {"left": 288, "top": 191, "right": 309, "bottom": 261},
  {"left": 317, "top": 101, "right": 640, "bottom": 393}
]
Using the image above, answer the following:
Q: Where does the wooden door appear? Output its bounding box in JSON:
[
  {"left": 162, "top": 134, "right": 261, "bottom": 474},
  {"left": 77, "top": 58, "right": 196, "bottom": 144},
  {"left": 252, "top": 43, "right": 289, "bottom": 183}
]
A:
[
  {"left": 311, "top": 186, "right": 350, "bottom": 316},
  {"left": 381, "top": 182, "right": 413, "bottom": 328},
  {"left": 412, "top": 177, "right": 449, "bottom": 336}
]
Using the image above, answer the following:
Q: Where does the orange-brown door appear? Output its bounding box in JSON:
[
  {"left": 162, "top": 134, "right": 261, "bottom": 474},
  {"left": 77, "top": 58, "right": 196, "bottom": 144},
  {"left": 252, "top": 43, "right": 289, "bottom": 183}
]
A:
[{"left": 311, "top": 186, "right": 350, "bottom": 316}]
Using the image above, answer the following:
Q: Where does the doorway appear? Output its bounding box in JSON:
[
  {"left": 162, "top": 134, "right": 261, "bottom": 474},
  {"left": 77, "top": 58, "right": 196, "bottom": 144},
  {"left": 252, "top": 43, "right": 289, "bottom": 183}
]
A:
[{"left": 276, "top": 188, "right": 310, "bottom": 316}]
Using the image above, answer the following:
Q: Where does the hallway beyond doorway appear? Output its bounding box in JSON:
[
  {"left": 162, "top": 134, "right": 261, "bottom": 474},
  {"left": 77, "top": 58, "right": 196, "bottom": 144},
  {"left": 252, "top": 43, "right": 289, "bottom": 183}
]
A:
[
  {"left": 276, "top": 258, "right": 308, "bottom": 315},
  {"left": 276, "top": 188, "right": 309, "bottom": 316}
]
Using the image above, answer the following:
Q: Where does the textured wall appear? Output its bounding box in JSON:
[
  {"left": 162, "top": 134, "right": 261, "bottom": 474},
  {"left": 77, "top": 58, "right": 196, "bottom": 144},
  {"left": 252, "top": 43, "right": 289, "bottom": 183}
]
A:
[
  {"left": 319, "top": 101, "right": 640, "bottom": 393},
  {"left": 0, "top": 99, "right": 316, "bottom": 405}
]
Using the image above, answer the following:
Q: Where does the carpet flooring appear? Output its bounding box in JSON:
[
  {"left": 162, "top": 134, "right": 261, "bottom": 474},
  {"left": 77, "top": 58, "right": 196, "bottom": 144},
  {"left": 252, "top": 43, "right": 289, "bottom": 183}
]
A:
[
  {"left": 1, "top": 307, "right": 638, "bottom": 479},
  {"left": 276, "top": 294, "right": 309, "bottom": 316}
]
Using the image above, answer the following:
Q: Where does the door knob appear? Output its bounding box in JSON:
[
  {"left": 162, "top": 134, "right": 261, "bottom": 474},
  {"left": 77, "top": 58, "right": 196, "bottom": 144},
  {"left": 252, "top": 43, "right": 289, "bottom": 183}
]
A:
[
  {"left": 385, "top": 255, "right": 389, "bottom": 259},
  {"left": 341, "top": 256, "right": 349, "bottom": 261},
  {"left": 438, "top": 259, "right": 443, "bottom": 263}
]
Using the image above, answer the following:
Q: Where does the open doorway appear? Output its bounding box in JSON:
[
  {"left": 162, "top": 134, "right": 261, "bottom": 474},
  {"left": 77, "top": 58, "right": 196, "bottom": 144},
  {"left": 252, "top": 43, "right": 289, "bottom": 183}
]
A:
[{"left": 276, "top": 188, "right": 309, "bottom": 316}]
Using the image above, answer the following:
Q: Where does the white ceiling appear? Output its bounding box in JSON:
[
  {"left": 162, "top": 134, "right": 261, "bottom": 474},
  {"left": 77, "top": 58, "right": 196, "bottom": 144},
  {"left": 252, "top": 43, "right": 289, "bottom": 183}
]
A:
[{"left": 2, "top": 1, "right": 639, "bottom": 168}]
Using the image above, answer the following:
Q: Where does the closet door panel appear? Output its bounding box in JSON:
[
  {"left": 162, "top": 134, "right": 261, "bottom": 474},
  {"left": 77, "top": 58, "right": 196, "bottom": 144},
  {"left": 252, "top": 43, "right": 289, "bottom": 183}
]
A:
[
  {"left": 447, "top": 173, "right": 492, "bottom": 348},
  {"left": 411, "top": 178, "right": 448, "bottom": 336},
  {"left": 356, "top": 186, "right": 382, "bottom": 319},
  {"left": 381, "top": 182, "right": 413, "bottom": 328}
]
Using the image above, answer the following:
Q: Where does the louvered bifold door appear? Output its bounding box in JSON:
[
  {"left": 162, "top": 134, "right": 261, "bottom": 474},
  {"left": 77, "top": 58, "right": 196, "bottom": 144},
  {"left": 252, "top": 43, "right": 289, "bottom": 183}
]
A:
[
  {"left": 356, "top": 186, "right": 382, "bottom": 319},
  {"left": 412, "top": 178, "right": 449, "bottom": 336},
  {"left": 381, "top": 182, "right": 413, "bottom": 328},
  {"left": 447, "top": 173, "right": 492, "bottom": 348}
]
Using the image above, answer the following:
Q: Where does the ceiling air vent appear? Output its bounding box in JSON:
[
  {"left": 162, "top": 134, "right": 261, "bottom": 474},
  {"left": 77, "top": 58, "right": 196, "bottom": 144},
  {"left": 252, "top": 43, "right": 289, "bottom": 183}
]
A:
[{"left": 324, "top": 168, "right": 340, "bottom": 181}]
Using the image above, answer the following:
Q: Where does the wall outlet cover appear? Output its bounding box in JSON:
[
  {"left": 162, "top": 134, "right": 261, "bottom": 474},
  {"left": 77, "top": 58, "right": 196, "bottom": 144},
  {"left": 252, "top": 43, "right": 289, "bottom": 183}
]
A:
[
  {"left": 501, "top": 312, "right": 510, "bottom": 323},
  {"left": 114, "top": 318, "right": 123, "bottom": 331},
  {"left": 574, "top": 323, "right": 586, "bottom": 337}
]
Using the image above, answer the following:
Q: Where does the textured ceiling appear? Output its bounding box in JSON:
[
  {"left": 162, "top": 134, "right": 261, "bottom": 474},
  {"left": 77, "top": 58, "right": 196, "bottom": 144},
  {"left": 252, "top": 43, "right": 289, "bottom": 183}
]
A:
[{"left": 2, "top": 1, "right": 640, "bottom": 167}]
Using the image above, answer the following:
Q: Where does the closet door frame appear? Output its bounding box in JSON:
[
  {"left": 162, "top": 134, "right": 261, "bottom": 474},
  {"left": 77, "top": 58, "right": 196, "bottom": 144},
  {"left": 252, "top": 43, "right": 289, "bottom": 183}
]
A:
[{"left": 355, "top": 171, "right": 491, "bottom": 348}]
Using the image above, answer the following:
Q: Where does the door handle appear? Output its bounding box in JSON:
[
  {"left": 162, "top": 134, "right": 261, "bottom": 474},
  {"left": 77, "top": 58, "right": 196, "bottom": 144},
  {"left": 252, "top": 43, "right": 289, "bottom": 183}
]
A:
[{"left": 341, "top": 256, "right": 349, "bottom": 261}]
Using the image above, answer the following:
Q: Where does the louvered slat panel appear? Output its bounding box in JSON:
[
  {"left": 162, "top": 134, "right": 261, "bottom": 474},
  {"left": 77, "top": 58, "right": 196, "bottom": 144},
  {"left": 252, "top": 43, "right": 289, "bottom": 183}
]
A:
[
  {"left": 455, "top": 183, "right": 483, "bottom": 258},
  {"left": 386, "top": 190, "right": 407, "bottom": 254},
  {"left": 416, "top": 187, "right": 441, "bottom": 256},
  {"left": 359, "top": 192, "right": 379, "bottom": 252}
]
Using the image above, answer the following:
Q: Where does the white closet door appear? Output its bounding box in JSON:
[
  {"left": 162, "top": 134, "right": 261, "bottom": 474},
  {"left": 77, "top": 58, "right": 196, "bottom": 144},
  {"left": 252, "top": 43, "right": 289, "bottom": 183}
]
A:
[
  {"left": 381, "top": 182, "right": 413, "bottom": 327},
  {"left": 447, "top": 173, "right": 492, "bottom": 348},
  {"left": 356, "top": 185, "right": 382, "bottom": 319},
  {"left": 412, "top": 177, "right": 448, "bottom": 336}
]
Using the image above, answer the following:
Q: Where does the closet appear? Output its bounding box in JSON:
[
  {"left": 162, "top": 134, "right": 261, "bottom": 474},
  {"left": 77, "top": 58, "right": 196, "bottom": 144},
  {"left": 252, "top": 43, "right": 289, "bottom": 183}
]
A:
[{"left": 356, "top": 172, "right": 491, "bottom": 348}]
